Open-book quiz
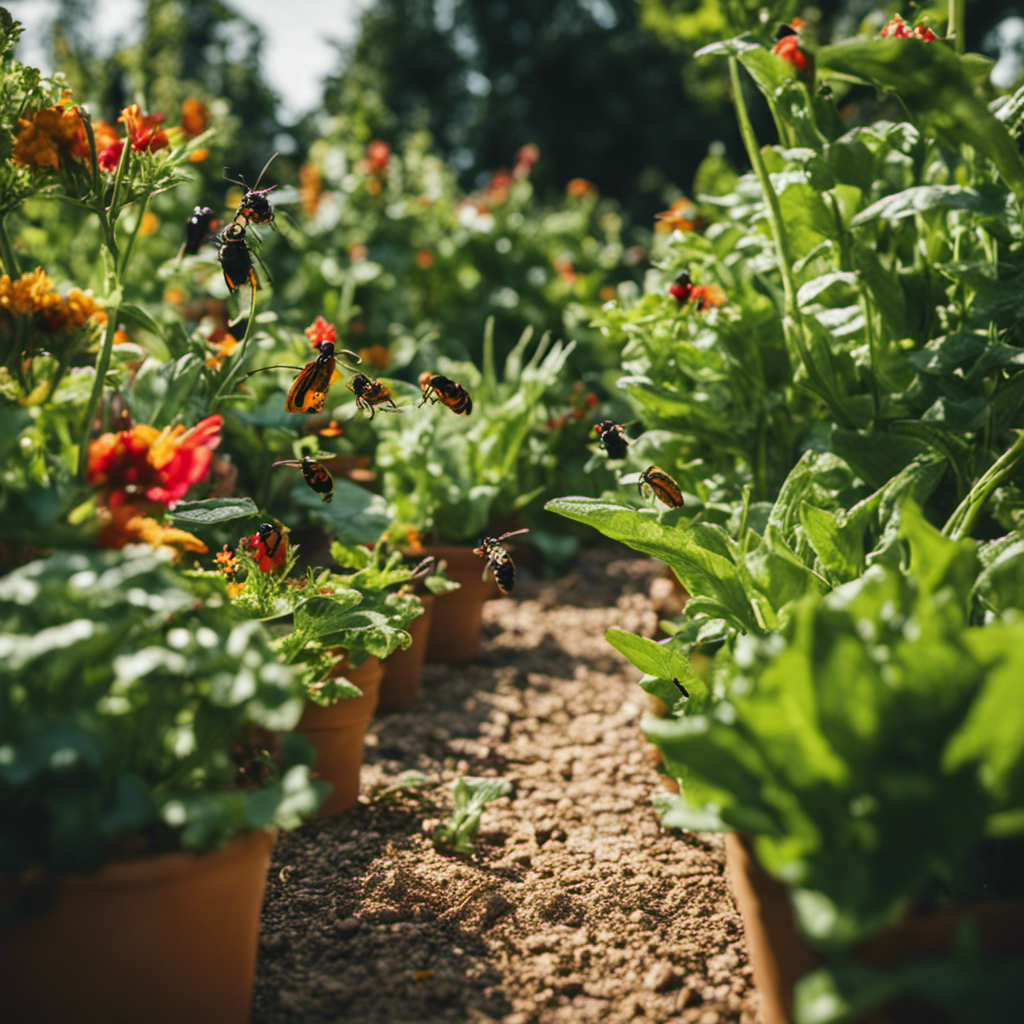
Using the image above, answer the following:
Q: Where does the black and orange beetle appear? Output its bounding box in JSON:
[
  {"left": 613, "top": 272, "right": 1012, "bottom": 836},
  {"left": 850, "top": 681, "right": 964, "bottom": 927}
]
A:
[
  {"left": 418, "top": 372, "right": 473, "bottom": 415},
  {"left": 638, "top": 466, "right": 685, "bottom": 509}
]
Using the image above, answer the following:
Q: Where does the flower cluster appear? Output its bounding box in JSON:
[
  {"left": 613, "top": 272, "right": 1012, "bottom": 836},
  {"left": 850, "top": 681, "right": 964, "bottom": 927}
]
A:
[
  {"left": 86, "top": 414, "right": 223, "bottom": 507},
  {"left": 0, "top": 267, "right": 104, "bottom": 332},
  {"left": 880, "top": 14, "right": 938, "bottom": 41},
  {"left": 12, "top": 92, "right": 89, "bottom": 169},
  {"left": 545, "top": 381, "right": 598, "bottom": 430},
  {"left": 94, "top": 103, "right": 170, "bottom": 172},
  {"left": 304, "top": 315, "right": 337, "bottom": 348}
]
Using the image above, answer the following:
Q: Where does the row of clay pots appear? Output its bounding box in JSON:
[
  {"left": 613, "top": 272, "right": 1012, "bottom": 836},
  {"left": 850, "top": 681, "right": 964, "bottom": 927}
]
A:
[{"left": 0, "top": 545, "right": 500, "bottom": 1024}]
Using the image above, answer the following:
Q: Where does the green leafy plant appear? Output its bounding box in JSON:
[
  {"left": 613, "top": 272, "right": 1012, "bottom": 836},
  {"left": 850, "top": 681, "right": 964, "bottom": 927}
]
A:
[
  {"left": 0, "top": 547, "right": 325, "bottom": 875},
  {"left": 432, "top": 776, "right": 512, "bottom": 856}
]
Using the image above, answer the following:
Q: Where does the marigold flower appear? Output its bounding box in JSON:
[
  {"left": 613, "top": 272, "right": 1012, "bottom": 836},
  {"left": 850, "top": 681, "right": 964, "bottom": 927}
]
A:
[
  {"left": 180, "top": 98, "right": 208, "bottom": 139},
  {"left": 96, "top": 505, "right": 206, "bottom": 558},
  {"left": 206, "top": 329, "right": 238, "bottom": 368},
  {"left": 87, "top": 414, "right": 223, "bottom": 507},
  {"left": 0, "top": 268, "right": 103, "bottom": 332},
  {"left": 118, "top": 103, "right": 169, "bottom": 153},
  {"left": 772, "top": 33, "right": 814, "bottom": 85},
  {"left": 304, "top": 315, "right": 337, "bottom": 349},
  {"left": 567, "top": 177, "right": 596, "bottom": 198},
  {"left": 12, "top": 96, "right": 89, "bottom": 169}
]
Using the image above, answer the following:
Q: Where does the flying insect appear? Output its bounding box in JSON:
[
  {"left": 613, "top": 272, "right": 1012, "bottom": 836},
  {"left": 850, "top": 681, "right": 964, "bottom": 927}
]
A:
[
  {"left": 594, "top": 420, "right": 632, "bottom": 460},
  {"left": 474, "top": 528, "right": 530, "bottom": 595},
  {"left": 272, "top": 455, "right": 334, "bottom": 503},
  {"left": 418, "top": 372, "right": 473, "bottom": 415}
]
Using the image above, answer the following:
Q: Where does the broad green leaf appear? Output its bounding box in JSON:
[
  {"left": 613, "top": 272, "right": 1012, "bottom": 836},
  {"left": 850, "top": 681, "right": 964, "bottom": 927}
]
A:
[
  {"left": 169, "top": 497, "right": 258, "bottom": 525},
  {"left": 605, "top": 628, "right": 708, "bottom": 710},
  {"left": 850, "top": 185, "right": 1006, "bottom": 226},
  {"left": 545, "top": 497, "right": 762, "bottom": 634},
  {"left": 117, "top": 303, "right": 165, "bottom": 340},
  {"left": 799, "top": 502, "right": 864, "bottom": 584}
]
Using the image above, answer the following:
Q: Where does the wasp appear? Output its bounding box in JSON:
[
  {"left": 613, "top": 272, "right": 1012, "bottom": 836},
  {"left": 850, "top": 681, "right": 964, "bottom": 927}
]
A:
[
  {"left": 418, "top": 372, "right": 473, "bottom": 415},
  {"left": 639, "top": 466, "right": 685, "bottom": 508},
  {"left": 217, "top": 220, "right": 260, "bottom": 294},
  {"left": 348, "top": 373, "right": 400, "bottom": 419},
  {"left": 272, "top": 455, "right": 334, "bottom": 503},
  {"left": 227, "top": 152, "right": 279, "bottom": 227},
  {"left": 179, "top": 205, "right": 219, "bottom": 259},
  {"left": 286, "top": 341, "right": 336, "bottom": 414},
  {"left": 594, "top": 420, "right": 632, "bottom": 459},
  {"left": 245, "top": 522, "right": 288, "bottom": 572},
  {"left": 474, "top": 528, "right": 530, "bottom": 595}
]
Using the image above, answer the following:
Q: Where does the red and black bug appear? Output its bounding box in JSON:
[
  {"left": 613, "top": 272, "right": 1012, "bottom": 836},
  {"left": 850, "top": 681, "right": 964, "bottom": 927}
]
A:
[
  {"left": 473, "top": 528, "right": 530, "bottom": 595},
  {"left": 668, "top": 270, "right": 693, "bottom": 304},
  {"left": 272, "top": 455, "right": 334, "bottom": 503},
  {"left": 594, "top": 420, "right": 632, "bottom": 459},
  {"left": 286, "top": 341, "right": 336, "bottom": 414},
  {"left": 638, "top": 466, "right": 685, "bottom": 509},
  {"left": 179, "top": 206, "right": 219, "bottom": 258},
  {"left": 418, "top": 372, "right": 473, "bottom": 415},
  {"left": 217, "top": 220, "right": 260, "bottom": 294},
  {"left": 244, "top": 522, "right": 288, "bottom": 572},
  {"left": 227, "top": 153, "right": 279, "bottom": 227},
  {"left": 348, "top": 373, "right": 399, "bottom": 420}
]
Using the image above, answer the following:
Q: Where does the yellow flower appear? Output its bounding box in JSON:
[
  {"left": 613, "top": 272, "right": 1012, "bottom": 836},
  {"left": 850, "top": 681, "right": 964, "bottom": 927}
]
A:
[
  {"left": 0, "top": 268, "right": 103, "bottom": 331},
  {"left": 12, "top": 94, "right": 89, "bottom": 169}
]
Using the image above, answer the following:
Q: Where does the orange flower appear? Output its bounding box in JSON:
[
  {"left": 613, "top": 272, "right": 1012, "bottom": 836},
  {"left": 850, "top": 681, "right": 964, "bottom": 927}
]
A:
[
  {"left": 319, "top": 419, "right": 344, "bottom": 437},
  {"left": 12, "top": 94, "right": 89, "bottom": 169},
  {"left": 415, "top": 248, "right": 435, "bottom": 269},
  {"left": 487, "top": 169, "right": 513, "bottom": 203},
  {"left": 215, "top": 545, "right": 239, "bottom": 575},
  {"left": 771, "top": 32, "right": 814, "bottom": 85},
  {"left": 599, "top": 285, "right": 617, "bottom": 302},
  {"left": 206, "top": 329, "right": 238, "bottom": 368},
  {"left": 118, "top": 103, "right": 169, "bottom": 153},
  {"left": 404, "top": 527, "right": 424, "bottom": 554},
  {"left": 349, "top": 243, "right": 369, "bottom": 261},
  {"left": 96, "top": 505, "right": 206, "bottom": 558},
  {"left": 0, "top": 268, "right": 103, "bottom": 331},
  {"left": 554, "top": 256, "right": 577, "bottom": 286},
  {"left": 188, "top": 148, "right": 209, "bottom": 164},
  {"left": 87, "top": 414, "right": 223, "bottom": 507},
  {"left": 299, "top": 161, "right": 322, "bottom": 216},
  {"left": 304, "top": 315, "right": 336, "bottom": 349},
  {"left": 513, "top": 143, "right": 539, "bottom": 178},
  {"left": 365, "top": 139, "right": 391, "bottom": 173},
  {"left": 655, "top": 197, "right": 707, "bottom": 234},
  {"left": 357, "top": 344, "right": 389, "bottom": 370},
  {"left": 567, "top": 177, "right": 596, "bottom": 198},
  {"left": 180, "top": 98, "right": 208, "bottom": 139}
]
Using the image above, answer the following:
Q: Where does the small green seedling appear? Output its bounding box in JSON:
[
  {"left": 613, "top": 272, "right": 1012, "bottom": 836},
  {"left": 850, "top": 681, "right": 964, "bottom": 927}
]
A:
[
  {"left": 432, "top": 776, "right": 512, "bottom": 855},
  {"left": 372, "top": 769, "right": 434, "bottom": 803}
]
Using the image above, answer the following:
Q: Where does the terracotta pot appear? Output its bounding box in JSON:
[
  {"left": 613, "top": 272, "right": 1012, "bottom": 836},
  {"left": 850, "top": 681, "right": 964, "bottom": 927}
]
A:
[
  {"left": 296, "top": 654, "right": 382, "bottom": 816},
  {"left": 0, "top": 829, "right": 273, "bottom": 1024},
  {"left": 379, "top": 593, "right": 435, "bottom": 712},
  {"left": 421, "top": 544, "right": 499, "bottom": 664},
  {"left": 724, "top": 831, "right": 1024, "bottom": 1024}
]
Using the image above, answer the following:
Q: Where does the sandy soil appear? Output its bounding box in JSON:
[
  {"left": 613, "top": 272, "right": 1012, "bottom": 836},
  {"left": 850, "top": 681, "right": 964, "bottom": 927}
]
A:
[{"left": 252, "top": 548, "right": 759, "bottom": 1024}]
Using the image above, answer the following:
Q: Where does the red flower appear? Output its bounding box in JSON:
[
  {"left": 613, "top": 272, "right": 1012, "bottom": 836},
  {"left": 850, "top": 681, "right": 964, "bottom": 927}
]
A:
[
  {"left": 118, "top": 104, "right": 169, "bottom": 153},
  {"left": 87, "top": 414, "right": 222, "bottom": 507},
  {"left": 97, "top": 139, "right": 124, "bottom": 172},
  {"left": 304, "top": 315, "right": 337, "bottom": 349},
  {"left": 771, "top": 34, "right": 814, "bottom": 85},
  {"left": 880, "top": 14, "right": 937, "bottom": 41},
  {"left": 366, "top": 140, "right": 390, "bottom": 173}
]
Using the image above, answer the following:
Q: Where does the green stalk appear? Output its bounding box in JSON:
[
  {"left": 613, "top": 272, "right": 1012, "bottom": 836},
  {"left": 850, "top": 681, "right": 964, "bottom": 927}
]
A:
[
  {"left": 728, "top": 57, "right": 851, "bottom": 426},
  {"left": 0, "top": 216, "right": 20, "bottom": 276},
  {"left": 949, "top": 0, "right": 965, "bottom": 55},
  {"left": 77, "top": 298, "right": 122, "bottom": 479},
  {"left": 943, "top": 431, "right": 1024, "bottom": 540},
  {"left": 118, "top": 192, "right": 150, "bottom": 280},
  {"left": 210, "top": 288, "right": 258, "bottom": 409}
]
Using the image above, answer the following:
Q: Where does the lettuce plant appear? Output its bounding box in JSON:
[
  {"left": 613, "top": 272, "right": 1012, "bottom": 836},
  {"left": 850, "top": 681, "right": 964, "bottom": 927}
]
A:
[{"left": 0, "top": 546, "right": 325, "bottom": 875}]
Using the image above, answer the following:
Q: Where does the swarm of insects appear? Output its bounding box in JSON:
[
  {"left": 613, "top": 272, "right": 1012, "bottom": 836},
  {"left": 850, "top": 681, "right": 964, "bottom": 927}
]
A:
[
  {"left": 638, "top": 465, "right": 685, "bottom": 508},
  {"left": 348, "top": 373, "right": 399, "bottom": 419},
  {"left": 594, "top": 420, "right": 632, "bottom": 459},
  {"left": 418, "top": 372, "right": 473, "bottom": 415},
  {"left": 272, "top": 455, "right": 334, "bottom": 503},
  {"left": 474, "top": 528, "right": 530, "bottom": 594}
]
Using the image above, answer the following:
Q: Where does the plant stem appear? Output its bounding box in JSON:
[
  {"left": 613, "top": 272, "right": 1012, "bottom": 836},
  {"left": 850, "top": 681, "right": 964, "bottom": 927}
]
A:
[
  {"left": 77, "top": 300, "right": 122, "bottom": 479},
  {"left": 210, "top": 288, "right": 258, "bottom": 409},
  {"left": 949, "top": 0, "right": 965, "bottom": 55},
  {"left": 728, "top": 56, "right": 851, "bottom": 427},
  {"left": 943, "top": 431, "right": 1024, "bottom": 540},
  {"left": 0, "top": 216, "right": 20, "bottom": 276},
  {"left": 118, "top": 192, "right": 150, "bottom": 280}
]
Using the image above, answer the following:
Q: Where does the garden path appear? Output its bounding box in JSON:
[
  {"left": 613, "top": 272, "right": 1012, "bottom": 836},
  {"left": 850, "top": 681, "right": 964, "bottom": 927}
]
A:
[{"left": 253, "top": 548, "right": 759, "bottom": 1024}]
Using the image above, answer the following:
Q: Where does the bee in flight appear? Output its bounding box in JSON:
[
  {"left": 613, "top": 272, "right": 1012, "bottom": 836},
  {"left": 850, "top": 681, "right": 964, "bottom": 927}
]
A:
[
  {"left": 639, "top": 465, "right": 685, "bottom": 509},
  {"left": 227, "top": 152, "right": 279, "bottom": 227},
  {"left": 594, "top": 420, "right": 632, "bottom": 459},
  {"left": 418, "top": 372, "right": 473, "bottom": 415},
  {"left": 217, "top": 220, "right": 260, "bottom": 294},
  {"left": 347, "top": 373, "right": 402, "bottom": 419},
  {"left": 272, "top": 455, "right": 334, "bottom": 503},
  {"left": 178, "top": 205, "right": 219, "bottom": 260},
  {"left": 474, "top": 528, "right": 530, "bottom": 595}
]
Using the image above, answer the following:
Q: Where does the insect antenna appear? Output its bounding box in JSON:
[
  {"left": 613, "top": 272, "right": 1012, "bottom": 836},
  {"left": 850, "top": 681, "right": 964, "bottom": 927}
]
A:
[
  {"left": 238, "top": 363, "right": 304, "bottom": 383},
  {"left": 497, "top": 528, "right": 530, "bottom": 542}
]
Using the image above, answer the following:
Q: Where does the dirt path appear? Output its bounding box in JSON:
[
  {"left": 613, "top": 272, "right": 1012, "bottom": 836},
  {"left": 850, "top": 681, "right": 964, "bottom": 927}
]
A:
[{"left": 252, "top": 548, "right": 759, "bottom": 1024}]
